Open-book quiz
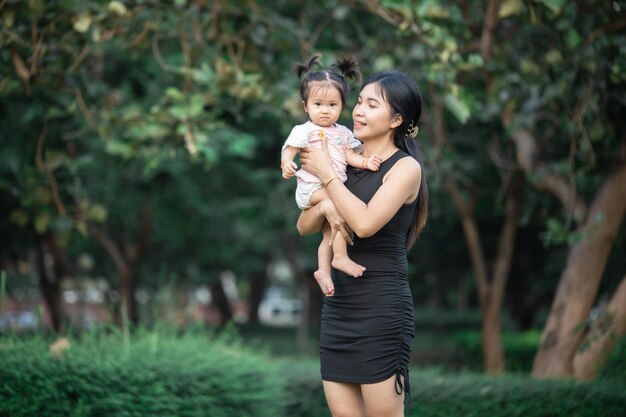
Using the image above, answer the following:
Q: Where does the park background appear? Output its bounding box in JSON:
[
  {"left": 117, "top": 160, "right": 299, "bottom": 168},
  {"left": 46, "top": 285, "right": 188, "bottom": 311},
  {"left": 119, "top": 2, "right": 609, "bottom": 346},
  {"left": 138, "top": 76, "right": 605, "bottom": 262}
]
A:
[{"left": 1, "top": 0, "right": 625, "bottom": 416}]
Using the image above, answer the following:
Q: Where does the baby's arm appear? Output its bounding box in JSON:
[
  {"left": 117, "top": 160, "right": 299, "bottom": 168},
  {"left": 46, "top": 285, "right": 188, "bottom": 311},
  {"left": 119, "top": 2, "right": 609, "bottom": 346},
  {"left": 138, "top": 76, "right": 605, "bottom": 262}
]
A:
[
  {"left": 281, "top": 146, "right": 300, "bottom": 179},
  {"left": 346, "top": 149, "right": 382, "bottom": 171}
]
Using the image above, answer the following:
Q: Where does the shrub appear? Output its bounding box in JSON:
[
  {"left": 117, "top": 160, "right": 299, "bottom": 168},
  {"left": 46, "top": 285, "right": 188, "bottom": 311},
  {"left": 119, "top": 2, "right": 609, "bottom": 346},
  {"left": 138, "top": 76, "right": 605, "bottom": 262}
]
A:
[
  {"left": 452, "top": 330, "right": 541, "bottom": 372},
  {"left": 413, "top": 308, "right": 482, "bottom": 330},
  {"left": 0, "top": 327, "right": 284, "bottom": 417},
  {"left": 2, "top": 328, "right": 624, "bottom": 417},
  {"left": 600, "top": 335, "right": 626, "bottom": 383},
  {"left": 284, "top": 364, "right": 626, "bottom": 417},
  {"left": 408, "top": 370, "right": 625, "bottom": 417}
]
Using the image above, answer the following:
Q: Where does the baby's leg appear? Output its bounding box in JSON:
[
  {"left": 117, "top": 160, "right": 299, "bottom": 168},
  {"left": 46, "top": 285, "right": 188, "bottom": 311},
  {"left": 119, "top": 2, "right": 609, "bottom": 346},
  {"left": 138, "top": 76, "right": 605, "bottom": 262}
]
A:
[
  {"left": 314, "top": 222, "right": 335, "bottom": 297},
  {"left": 309, "top": 186, "right": 329, "bottom": 207},
  {"left": 309, "top": 186, "right": 365, "bottom": 278},
  {"left": 331, "top": 234, "right": 366, "bottom": 278}
]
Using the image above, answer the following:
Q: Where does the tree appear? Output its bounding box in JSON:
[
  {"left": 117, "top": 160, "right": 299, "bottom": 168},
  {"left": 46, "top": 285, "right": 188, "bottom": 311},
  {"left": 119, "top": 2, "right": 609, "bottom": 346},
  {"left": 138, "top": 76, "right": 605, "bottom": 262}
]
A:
[{"left": 0, "top": 0, "right": 273, "bottom": 327}]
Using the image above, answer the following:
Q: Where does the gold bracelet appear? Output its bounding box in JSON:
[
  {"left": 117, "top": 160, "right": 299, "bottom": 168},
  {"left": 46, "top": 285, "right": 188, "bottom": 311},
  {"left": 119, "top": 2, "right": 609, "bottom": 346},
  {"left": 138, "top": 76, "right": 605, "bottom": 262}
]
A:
[{"left": 324, "top": 176, "right": 339, "bottom": 187}]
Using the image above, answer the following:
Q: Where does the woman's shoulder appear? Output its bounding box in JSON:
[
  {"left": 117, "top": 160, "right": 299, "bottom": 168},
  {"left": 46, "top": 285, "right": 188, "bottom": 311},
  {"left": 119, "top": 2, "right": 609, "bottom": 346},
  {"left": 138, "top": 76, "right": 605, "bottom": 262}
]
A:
[{"left": 389, "top": 152, "right": 422, "bottom": 177}]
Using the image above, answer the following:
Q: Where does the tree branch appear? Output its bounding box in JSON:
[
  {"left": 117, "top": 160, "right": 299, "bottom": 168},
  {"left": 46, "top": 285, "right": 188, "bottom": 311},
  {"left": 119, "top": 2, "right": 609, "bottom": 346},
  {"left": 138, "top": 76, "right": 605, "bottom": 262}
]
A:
[
  {"left": 35, "top": 122, "right": 67, "bottom": 217},
  {"left": 127, "top": 202, "right": 152, "bottom": 265},
  {"left": 88, "top": 224, "right": 127, "bottom": 275},
  {"left": 74, "top": 88, "right": 96, "bottom": 129},
  {"left": 490, "top": 172, "right": 524, "bottom": 310},
  {"left": 511, "top": 128, "right": 587, "bottom": 222},
  {"left": 480, "top": 0, "right": 501, "bottom": 59},
  {"left": 444, "top": 178, "right": 490, "bottom": 307}
]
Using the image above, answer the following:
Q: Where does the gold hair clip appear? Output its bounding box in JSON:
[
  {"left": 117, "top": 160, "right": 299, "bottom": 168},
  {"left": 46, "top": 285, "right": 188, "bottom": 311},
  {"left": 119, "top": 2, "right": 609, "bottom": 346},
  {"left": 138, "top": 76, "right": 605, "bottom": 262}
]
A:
[{"left": 407, "top": 122, "right": 419, "bottom": 138}]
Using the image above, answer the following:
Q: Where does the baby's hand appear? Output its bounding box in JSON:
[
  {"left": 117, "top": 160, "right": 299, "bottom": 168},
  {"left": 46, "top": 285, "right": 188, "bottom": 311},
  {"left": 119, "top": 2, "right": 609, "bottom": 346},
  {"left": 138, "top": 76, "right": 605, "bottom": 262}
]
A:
[
  {"left": 365, "top": 155, "right": 382, "bottom": 171},
  {"left": 281, "top": 160, "right": 298, "bottom": 179}
]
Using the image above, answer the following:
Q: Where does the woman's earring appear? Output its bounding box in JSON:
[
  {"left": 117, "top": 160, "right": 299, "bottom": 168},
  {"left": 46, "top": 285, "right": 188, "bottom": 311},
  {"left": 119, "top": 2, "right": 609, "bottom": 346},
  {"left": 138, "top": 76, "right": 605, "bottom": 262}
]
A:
[{"left": 407, "top": 121, "right": 419, "bottom": 138}]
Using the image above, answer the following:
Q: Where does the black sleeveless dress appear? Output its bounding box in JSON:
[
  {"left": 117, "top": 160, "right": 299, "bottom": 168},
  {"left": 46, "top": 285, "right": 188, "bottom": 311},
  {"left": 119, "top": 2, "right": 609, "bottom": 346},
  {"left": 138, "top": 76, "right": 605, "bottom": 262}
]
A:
[{"left": 320, "top": 150, "right": 416, "bottom": 400}]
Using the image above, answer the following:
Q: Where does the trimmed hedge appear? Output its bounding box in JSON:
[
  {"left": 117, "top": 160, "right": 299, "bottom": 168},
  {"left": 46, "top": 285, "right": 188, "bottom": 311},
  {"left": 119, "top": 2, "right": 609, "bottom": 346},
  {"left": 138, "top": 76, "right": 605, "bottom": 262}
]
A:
[
  {"left": 2, "top": 330, "right": 625, "bottom": 417},
  {"left": 0, "top": 328, "right": 283, "bottom": 417},
  {"left": 408, "top": 371, "right": 625, "bottom": 417},
  {"left": 287, "top": 363, "right": 626, "bottom": 417}
]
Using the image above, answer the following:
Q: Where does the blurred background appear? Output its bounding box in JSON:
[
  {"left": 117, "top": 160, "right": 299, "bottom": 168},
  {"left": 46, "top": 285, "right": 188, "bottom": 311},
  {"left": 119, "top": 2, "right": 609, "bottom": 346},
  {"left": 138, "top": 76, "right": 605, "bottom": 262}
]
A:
[{"left": 1, "top": 0, "right": 625, "bottom": 391}]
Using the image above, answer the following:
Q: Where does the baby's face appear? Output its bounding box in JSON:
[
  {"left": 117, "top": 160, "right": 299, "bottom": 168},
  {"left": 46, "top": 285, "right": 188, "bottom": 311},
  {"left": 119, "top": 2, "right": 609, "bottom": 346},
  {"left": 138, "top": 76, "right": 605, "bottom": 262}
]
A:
[{"left": 304, "top": 82, "right": 343, "bottom": 127}]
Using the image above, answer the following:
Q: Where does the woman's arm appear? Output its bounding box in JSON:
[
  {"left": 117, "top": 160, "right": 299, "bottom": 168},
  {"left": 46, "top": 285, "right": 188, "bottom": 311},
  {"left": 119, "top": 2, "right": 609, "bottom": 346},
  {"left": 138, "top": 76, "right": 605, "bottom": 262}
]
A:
[
  {"left": 297, "top": 199, "right": 354, "bottom": 244},
  {"left": 300, "top": 140, "right": 421, "bottom": 238},
  {"left": 296, "top": 203, "right": 326, "bottom": 236}
]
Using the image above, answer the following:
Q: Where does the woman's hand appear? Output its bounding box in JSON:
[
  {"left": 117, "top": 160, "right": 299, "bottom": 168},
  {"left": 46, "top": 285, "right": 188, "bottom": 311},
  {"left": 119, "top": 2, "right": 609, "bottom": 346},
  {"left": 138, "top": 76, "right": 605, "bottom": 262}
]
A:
[
  {"left": 300, "top": 137, "right": 336, "bottom": 182},
  {"left": 319, "top": 199, "right": 353, "bottom": 246}
]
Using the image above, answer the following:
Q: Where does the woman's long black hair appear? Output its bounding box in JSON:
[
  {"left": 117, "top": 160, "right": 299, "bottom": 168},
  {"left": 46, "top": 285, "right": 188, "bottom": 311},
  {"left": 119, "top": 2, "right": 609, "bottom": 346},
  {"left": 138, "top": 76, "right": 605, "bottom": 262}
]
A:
[{"left": 362, "top": 71, "right": 429, "bottom": 249}]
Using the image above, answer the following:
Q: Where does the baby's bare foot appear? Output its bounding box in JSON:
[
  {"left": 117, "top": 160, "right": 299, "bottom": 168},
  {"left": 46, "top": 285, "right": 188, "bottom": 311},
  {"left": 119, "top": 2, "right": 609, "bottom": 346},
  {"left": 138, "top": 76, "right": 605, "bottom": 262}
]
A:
[
  {"left": 332, "top": 256, "right": 366, "bottom": 278},
  {"left": 314, "top": 269, "right": 335, "bottom": 297}
]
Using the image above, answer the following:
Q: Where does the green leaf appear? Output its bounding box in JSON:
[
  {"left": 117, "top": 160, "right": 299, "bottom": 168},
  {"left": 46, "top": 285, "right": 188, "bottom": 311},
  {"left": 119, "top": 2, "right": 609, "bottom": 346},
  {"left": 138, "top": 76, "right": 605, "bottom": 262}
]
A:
[
  {"left": 73, "top": 13, "right": 92, "bottom": 33},
  {"left": 75, "top": 221, "right": 88, "bottom": 237},
  {"left": 34, "top": 212, "right": 50, "bottom": 234},
  {"left": 165, "top": 87, "right": 184, "bottom": 101},
  {"left": 499, "top": 0, "right": 524, "bottom": 18},
  {"left": 129, "top": 123, "right": 170, "bottom": 141},
  {"left": 443, "top": 93, "right": 471, "bottom": 124},
  {"left": 520, "top": 58, "right": 542, "bottom": 75},
  {"left": 226, "top": 132, "right": 255, "bottom": 158},
  {"left": 199, "top": 144, "right": 218, "bottom": 163},
  {"left": 9, "top": 210, "right": 29, "bottom": 226},
  {"left": 416, "top": 0, "right": 450, "bottom": 18},
  {"left": 534, "top": 0, "right": 566, "bottom": 14},
  {"left": 105, "top": 140, "right": 135, "bottom": 158},
  {"left": 589, "top": 120, "right": 605, "bottom": 142},
  {"left": 544, "top": 49, "right": 563, "bottom": 66},
  {"left": 565, "top": 29, "right": 582, "bottom": 48},
  {"left": 1, "top": 8, "right": 15, "bottom": 28},
  {"left": 88, "top": 204, "right": 108, "bottom": 222},
  {"left": 107, "top": 1, "right": 129, "bottom": 17},
  {"left": 188, "top": 96, "right": 205, "bottom": 118}
]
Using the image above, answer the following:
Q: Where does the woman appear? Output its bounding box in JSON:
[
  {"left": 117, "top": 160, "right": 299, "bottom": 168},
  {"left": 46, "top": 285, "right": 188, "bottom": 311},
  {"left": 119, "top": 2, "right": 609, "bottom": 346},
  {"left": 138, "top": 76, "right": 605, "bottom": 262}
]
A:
[{"left": 297, "top": 70, "right": 428, "bottom": 417}]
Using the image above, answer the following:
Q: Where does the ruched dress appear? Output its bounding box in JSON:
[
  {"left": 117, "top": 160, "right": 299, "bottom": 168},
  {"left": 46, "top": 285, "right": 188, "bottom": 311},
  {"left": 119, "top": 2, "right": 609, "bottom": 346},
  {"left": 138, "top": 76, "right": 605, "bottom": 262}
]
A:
[{"left": 320, "top": 149, "right": 416, "bottom": 401}]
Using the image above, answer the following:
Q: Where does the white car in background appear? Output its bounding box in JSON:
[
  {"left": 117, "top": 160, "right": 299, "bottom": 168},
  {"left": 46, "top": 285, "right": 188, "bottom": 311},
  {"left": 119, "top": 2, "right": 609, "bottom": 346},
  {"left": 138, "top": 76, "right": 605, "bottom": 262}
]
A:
[{"left": 257, "top": 286, "right": 302, "bottom": 327}]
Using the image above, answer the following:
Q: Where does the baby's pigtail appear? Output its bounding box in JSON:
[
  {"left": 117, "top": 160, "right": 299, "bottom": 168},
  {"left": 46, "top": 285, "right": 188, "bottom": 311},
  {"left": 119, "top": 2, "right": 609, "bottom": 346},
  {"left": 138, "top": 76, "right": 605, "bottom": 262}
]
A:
[
  {"left": 333, "top": 56, "right": 362, "bottom": 86},
  {"left": 292, "top": 54, "right": 322, "bottom": 79}
]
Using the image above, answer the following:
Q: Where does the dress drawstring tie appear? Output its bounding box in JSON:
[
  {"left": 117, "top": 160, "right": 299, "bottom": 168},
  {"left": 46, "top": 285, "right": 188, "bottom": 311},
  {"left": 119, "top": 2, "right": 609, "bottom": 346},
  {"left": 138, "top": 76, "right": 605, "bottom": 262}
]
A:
[{"left": 395, "top": 368, "right": 411, "bottom": 406}]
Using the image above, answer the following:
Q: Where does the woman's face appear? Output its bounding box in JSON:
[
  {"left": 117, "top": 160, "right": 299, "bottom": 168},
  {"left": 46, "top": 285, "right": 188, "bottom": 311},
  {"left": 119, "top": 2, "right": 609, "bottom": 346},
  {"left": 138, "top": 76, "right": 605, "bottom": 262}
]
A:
[{"left": 352, "top": 82, "right": 399, "bottom": 141}]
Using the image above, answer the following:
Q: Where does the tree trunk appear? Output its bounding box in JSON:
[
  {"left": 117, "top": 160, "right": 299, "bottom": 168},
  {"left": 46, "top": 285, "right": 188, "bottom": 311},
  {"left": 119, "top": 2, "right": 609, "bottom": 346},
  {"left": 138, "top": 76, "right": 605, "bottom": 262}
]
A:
[
  {"left": 210, "top": 279, "right": 232, "bottom": 325},
  {"left": 282, "top": 234, "right": 316, "bottom": 354},
  {"left": 482, "top": 299, "right": 505, "bottom": 373},
  {"left": 444, "top": 173, "right": 523, "bottom": 374},
  {"left": 532, "top": 164, "right": 626, "bottom": 377},
  {"left": 118, "top": 265, "right": 137, "bottom": 326},
  {"left": 247, "top": 266, "right": 269, "bottom": 323},
  {"left": 573, "top": 273, "right": 626, "bottom": 380},
  {"left": 88, "top": 202, "right": 151, "bottom": 328},
  {"left": 35, "top": 235, "right": 63, "bottom": 333}
]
